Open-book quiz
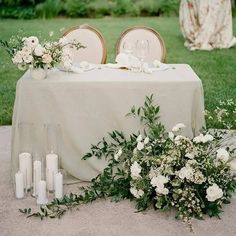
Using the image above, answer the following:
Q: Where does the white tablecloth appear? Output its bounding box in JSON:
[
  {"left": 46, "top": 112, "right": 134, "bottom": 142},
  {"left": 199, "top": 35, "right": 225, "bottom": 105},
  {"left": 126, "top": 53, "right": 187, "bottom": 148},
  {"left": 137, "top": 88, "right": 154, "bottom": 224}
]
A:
[{"left": 11, "top": 64, "right": 205, "bottom": 181}]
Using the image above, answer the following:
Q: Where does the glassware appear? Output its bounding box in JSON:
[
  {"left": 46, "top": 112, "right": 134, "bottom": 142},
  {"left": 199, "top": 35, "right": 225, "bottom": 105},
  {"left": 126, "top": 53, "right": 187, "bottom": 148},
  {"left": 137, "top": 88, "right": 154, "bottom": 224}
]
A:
[
  {"left": 123, "top": 41, "right": 133, "bottom": 55},
  {"left": 18, "top": 122, "right": 34, "bottom": 193},
  {"left": 135, "top": 39, "right": 150, "bottom": 71}
]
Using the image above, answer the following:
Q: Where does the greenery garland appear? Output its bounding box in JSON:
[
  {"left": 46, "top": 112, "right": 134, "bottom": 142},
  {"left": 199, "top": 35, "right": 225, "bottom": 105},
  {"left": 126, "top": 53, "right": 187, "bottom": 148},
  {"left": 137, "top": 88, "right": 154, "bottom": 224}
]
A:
[{"left": 20, "top": 95, "right": 236, "bottom": 230}]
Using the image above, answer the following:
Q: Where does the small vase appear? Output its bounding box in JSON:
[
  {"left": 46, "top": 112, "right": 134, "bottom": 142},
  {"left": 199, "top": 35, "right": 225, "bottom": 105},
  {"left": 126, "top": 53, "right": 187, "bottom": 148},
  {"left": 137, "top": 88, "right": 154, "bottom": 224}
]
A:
[{"left": 30, "top": 68, "right": 47, "bottom": 80}]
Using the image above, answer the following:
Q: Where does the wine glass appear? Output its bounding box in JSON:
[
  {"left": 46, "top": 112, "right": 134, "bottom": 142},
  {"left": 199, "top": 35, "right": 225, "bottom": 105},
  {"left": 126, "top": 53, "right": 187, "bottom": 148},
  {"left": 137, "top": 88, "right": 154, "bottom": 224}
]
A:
[
  {"left": 135, "top": 40, "right": 150, "bottom": 71},
  {"left": 123, "top": 41, "right": 133, "bottom": 55}
]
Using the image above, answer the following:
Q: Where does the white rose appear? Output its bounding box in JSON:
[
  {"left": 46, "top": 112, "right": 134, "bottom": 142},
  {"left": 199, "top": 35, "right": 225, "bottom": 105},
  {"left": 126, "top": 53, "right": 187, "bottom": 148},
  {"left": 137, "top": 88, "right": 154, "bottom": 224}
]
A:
[
  {"left": 24, "top": 36, "right": 39, "bottom": 48},
  {"left": 144, "top": 137, "right": 149, "bottom": 144},
  {"left": 185, "top": 152, "right": 194, "bottom": 159},
  {"left": 42, "top": 53, "right": 52, "bottom": 64},
  {"left": 204, "top": 134, "right": 214, "bottom": 142},
  {"left": 178, "top": 166, "right": 193, "bottom": 180},
  {"left": 21, "top": 46, "right": 32, "bottom": 55},
  {"left": 156, "top": 186, "right": 169, "bottom": 195},
  {"left": 206, "top": 183, "right": 223, "bottom": 202},
  {"left": 22, "top": 54, "right": 33, "bottom": 63},
  {"left": 137, "top": 142, "right": 144, "bottom": 151},
  {"left": 168, "top": 132, "right": 174, "bottom": 140},
  {"left": 130, "top": 187, "right": 144, "bottom": 198},
  {"left": 137, "top": 189, "right": 144, "bottom": 197},
  {"left": 12, "top": 51, "right": 23, "bottom": 64},
  {"left": 34, "top": 44, "right": 45, "bottom": 56},
  {"left": 151, "top": 175, "right": 168, "bottom": 188},
  {"left": 130, "top": 161, "right": 141, "bottom": 179},
  {"left": 193, "top": 134, "right": 204, "bottom": 143},
  {"left": 216, "top": 148, "right": 229, "bottom": 162},
  {"left": 136, "top": 134, "right": 142, "bottom": 142}
]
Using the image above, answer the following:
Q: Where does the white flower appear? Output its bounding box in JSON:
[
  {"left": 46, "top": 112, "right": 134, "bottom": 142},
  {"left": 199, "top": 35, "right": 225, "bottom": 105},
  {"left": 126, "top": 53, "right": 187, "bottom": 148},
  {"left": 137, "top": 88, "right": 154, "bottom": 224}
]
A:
[
  {"left": 21, "top": 46, "right": 32, "bottom": 55},
  {"left": 130, "top": 187, "right": 144, "bottom": 198},
  {"left": 144, "top": 137, "right": 149, "bottom": 144},
  {"left": 168, "top": 132, "right": 174, "bottom": 140},
  {"left": 22, "top": 54, "right": 33, "bottom": 63},
  {"left": 24, "top": 36, "right": 39, "bottom": 48},
  {"left": 34, "top": 44, "right": 45, "bottom": 56},
  {"left": 204, "top": 134, "right": 214, "bottom": 142},
  {"left": 185, "top": 152, "right": 194, "bottom": 159},
  {"left": 137, "top": 142, "right": 144, "bottom": 151},
  {"left": 206, "top": 183, "right": 223, "bottom": 202},
  {"left": 193, "top": 134, "right": 204, "bottom": 143},
  {"left": 216, "top": 148, "right": 229, "bottom": 162},
  {"left": 178, "top": 166, "right": 193, "bottom": 180},
  {"left": 130, "top": 161, "right": 141, "bottom": 179},
  {"left": 193, "top": 134, "right": 214, "bottom": 144},
  {"left": 114, "top": 148, "right": 122, "bottom": 161},
  {"left": 155, "top": 186, "right": 169, "bottom": 195},
  {"left": 151, "top": 175, "right": 168, "bottom": 188},
  {"left": 172, "top": 123, "right": 185, "bottom": 132},
  {"left": 42, "top": 53, "right": 52, "bottom": 64},
  {"left": 12, "top": 51, "right": 23, "bottom": 64},
  {"left": 136, "top": 134, "right": 142, "bottom": 142}
]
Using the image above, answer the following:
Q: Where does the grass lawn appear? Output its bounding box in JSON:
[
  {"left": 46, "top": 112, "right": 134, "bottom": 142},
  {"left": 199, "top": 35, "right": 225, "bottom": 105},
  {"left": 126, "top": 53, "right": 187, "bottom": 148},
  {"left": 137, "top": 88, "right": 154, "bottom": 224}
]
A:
[{"left": 0, "top": 17, "right": 236, "bottom": 127}]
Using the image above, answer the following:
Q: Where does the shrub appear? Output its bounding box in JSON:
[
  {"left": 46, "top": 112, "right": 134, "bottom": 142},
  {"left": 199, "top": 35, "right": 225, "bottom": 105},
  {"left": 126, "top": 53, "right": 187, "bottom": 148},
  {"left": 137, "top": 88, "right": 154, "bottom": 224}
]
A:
[
  {"left": 65, "top": 0, "right": 92, "bottom": 17},
  {"left": 0, "top": 6, "right": 37, "bottom": 19},
  {"left": 36, "top": 0, "right": 62, "bottom": 18}
]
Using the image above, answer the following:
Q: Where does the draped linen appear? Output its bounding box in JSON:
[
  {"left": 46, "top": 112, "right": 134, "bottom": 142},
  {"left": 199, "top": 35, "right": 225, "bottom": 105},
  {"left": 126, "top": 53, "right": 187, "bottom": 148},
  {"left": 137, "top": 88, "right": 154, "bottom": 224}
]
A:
[
  {"left": 11, "top": 65, "right": 205, "bottom": 181},
  {"left": 179, "top": 0, "right": 236, "bottom": 50}
]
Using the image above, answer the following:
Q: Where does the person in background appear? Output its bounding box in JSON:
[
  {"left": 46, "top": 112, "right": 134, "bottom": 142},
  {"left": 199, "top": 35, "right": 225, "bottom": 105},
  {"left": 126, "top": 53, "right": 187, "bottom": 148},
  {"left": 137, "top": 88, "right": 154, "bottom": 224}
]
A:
[{"left": 179, "top": 0, "right": 236, "bottom": 50}]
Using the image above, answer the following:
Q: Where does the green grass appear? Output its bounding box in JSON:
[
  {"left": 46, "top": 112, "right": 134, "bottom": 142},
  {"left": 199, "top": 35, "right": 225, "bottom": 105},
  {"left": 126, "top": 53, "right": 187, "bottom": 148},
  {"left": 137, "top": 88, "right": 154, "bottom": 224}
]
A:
[{"left": 0, "top": 17, "right": 236, "bottom": 126}]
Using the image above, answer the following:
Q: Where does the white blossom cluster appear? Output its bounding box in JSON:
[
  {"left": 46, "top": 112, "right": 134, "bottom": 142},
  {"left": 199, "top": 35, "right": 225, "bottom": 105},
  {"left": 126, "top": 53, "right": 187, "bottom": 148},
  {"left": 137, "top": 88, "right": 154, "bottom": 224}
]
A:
[
  {"left": 126, "top": 122, "right": 235, "bottom": 219},
  {"left": 10, "top": 35, "right": 83, "bottom": 71}
]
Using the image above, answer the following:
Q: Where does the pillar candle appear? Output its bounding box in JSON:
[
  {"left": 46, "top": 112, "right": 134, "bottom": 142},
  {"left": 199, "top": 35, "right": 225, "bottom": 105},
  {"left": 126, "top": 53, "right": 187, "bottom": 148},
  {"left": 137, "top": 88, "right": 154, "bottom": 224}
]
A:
[
  {"left": 54, "top": 172, "right": 63, "bottom": 199},
  {"left": 19, "top": 152, "right": 32, "bottom": 190},
  {"left": 15, "top": 171, "right": 24, "bottom": 199},
  {"left": 33, "top": 160, "right": 42, "bottom": 197},
  {"left": 36, "top": 180, "right": 48, "bottom": 205},
  {"left": 46, "top": 153, "right": 58, "bottom": 191}
]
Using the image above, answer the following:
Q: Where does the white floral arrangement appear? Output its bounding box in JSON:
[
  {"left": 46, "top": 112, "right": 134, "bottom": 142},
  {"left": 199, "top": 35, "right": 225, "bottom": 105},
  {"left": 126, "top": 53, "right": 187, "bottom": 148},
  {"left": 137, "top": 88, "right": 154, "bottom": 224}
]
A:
[
  {"left": 20, "top": 95, "right": 236, "bottom": 231},
  {"left": 0, "top": 34, "right": 85, "bottom": 71}
]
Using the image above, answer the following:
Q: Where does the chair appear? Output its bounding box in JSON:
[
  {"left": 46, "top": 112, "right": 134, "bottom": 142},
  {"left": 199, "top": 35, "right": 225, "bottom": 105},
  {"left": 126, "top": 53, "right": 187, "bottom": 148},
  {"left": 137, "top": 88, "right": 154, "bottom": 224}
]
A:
[
  {"left": 63, "top": 24, "right": 107, "bottom": 64},
  {"left": 116, "top": 26, "right": 166, "bottom": 63}
]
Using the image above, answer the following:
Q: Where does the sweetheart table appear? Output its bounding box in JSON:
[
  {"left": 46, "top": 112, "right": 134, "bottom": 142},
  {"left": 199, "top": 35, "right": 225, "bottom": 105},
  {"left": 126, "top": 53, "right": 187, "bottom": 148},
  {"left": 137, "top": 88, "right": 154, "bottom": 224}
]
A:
[{"left": 11, "top": 64, "right": 205, "bottom": 181}]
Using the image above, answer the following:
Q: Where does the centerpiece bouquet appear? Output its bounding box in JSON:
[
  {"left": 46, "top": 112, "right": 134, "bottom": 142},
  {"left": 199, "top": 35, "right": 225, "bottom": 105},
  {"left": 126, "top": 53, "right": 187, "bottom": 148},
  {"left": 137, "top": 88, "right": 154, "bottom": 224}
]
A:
[{"left": 0, "top": 34, "right": 85, "bottom": 79}]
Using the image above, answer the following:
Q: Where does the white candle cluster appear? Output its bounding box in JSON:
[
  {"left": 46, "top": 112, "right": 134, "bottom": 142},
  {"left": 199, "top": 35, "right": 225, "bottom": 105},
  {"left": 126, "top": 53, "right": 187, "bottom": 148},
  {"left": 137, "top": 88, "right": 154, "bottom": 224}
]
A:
[{"left": 15, "top": 152, "right": 63, "bottom": 204}]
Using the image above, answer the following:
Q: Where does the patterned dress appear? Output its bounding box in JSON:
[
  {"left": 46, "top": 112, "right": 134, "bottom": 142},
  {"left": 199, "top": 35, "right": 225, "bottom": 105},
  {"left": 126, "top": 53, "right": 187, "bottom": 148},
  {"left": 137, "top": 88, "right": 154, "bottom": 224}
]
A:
[{"left": 179, "top": 0, "right": 236, "bottom": 50}]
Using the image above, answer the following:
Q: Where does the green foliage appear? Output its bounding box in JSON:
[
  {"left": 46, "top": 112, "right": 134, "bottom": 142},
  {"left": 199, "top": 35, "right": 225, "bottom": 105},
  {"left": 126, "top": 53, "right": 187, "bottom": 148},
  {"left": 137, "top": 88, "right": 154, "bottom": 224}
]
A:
[
  {"left": 0, "top": 6, "right": 36, "bottom": 19},
  {"left": 19, "top": 95, "right": 236, "bottom": 224},
  {"left": 65, "top": 0, "right": 92, "bottom": 17},
  {"left": 36, "top": 0, "right": 63, "bottom": 19},
  {"left": 0, "top": 0, "right": 180, "bottom": 18}
]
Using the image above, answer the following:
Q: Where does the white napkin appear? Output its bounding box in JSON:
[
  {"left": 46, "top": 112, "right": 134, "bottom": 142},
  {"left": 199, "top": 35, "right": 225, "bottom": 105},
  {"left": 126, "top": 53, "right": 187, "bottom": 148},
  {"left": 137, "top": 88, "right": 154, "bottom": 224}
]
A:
[{"left": 115, "top": 53, "right": 141, "bottom": 69}]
